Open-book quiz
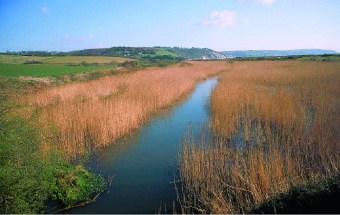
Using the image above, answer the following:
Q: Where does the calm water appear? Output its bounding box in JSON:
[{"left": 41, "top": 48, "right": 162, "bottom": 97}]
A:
[{"left": 69, "top": 77, "right": 218, "bottom": 214}]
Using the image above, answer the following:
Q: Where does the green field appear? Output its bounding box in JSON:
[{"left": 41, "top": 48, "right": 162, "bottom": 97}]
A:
[
  {"left": 0, "top": 63, "right": 114, "bottom": 77},
  {"left": 0, "top": 55, "right": 135, "bottom": 77},
  {"left": 0, "top": 54, "right": 132, "bottom": 64},
  {"left": 0, "top": 55, "right": 51, "bottom": 64},
  {"left": 144, "top": 48, "right": 179, "bottom": 58},
  {"left": 40, "top": 56, "right": 131, "bottom": 64}
]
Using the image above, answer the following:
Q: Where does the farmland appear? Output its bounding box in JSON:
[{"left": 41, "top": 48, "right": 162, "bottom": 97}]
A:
[
  {"left": 0, "top": 55, "right": 133, "bottom": 77},
  {"left": 37, "top": 56, "right": 131, "bottom": 64},
  {"left": 0, "top": 54, "right": 132, "bottom": 64}
]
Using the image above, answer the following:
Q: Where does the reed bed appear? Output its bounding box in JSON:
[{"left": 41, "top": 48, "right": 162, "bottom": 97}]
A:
[
  {"left": 27, "top": 61, "right": 228, "bottom": 157},
  {"left": 178, "top": 61, "right": 340, "bottom": 213}
]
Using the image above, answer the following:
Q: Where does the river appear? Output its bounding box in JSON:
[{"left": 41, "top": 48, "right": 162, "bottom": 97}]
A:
[{"left": 68, "top": 77, "right": 218, "bottom": 213}]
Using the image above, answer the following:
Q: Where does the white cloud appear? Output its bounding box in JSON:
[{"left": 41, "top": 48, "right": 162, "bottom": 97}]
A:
[
  {"left": 238, "top": 0, "right": 276, "bottom": 5},
  {"left": 202, "top": 10, "right": 237, "bottom": 28},
  {"left": 256, "top": 0, "right": 275, "bottom": 5},
  {"left": 41, "top": 6, "right": 49, "bottom": 14}
]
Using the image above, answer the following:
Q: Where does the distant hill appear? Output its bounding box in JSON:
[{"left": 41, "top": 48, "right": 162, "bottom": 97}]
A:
[
  {"left": 221, "top": 49, "right": 338, "bottom": 58},
  {"left": 166, "top": 47, "right": 226, "bottom": 60},
  {"left": 62, "top": 46, "right": 227, "bottom": 60},
  {"left": 63, "top": 47, "right": 156, "bottom": 57}
]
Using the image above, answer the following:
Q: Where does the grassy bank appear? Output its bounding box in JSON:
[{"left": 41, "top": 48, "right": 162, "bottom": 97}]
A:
[
  {"left": 0, "top": 78, "right": 105, "bottom": 213},
  {"left": 178, "top": 61, "right": 340, "bottom": 213}
]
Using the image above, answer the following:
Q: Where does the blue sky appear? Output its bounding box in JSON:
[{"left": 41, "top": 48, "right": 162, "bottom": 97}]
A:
[{"left": 1, "top": 0, "right": 339, "bottom": 52}]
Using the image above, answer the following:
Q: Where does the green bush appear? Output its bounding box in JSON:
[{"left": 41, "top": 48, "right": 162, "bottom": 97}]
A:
[
  {"left": 85, "top": 71, "right": 104, "bottom": 80},
  {"left": 52, "top": 165, "right": 105, "bottom": 206},
  {"left": 23, "top": 60, "right": 43, "bottom": 64},
  {"left": 0, "top": 110, "right": 52, "bottom": 213},
  {"left": 118, "top": 60, "right": 140, "bottom": 70}
]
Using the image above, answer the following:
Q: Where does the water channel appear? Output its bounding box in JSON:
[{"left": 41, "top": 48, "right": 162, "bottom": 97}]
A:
[{"left": 69, "top": 77, "right": 218, "bottom": 213}]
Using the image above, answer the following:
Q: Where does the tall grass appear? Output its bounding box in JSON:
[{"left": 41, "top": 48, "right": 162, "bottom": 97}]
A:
[
  {"left": 178, "top": 61, "right": 340, "bottom": 213},
  {"left": 27, "top": 61, "right": 228, "bottom": 158}
]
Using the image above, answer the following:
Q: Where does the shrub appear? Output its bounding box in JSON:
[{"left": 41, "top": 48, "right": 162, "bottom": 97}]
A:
[
  {"left": 52, "top": 165, "right": 105, "bottom": 206},
  {"left": 23, "top": 60, "right": 43, "bottom": 64},
  {"left": 118, "top": 60, "right": 140, "bottom": 70}
]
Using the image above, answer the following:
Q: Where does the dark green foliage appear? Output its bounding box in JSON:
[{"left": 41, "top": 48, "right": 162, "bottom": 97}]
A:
[
  {"left": 52, "top": 165, "right": 105, "bottom": 206},
  {"left": 80, "top": 61, "right": 99, "bottom": 67},
  {"left": 23, "top": 60, "right": 43, "bottom": 64},
  {"left": 250, "top": 173, "right": 340, "bottom": 214},
  {"left": 119, "top": 60, "right": 140, "bottom": 70},
  {"left": 4, "top": 51, "right": 54, "bottom": 56},
  {"left": 63, "top": 46, "right": 156, "bottom": 57},
  {"left": 84, "top": 71, "right": 105, "bottom": 80},
  {"left": 0, "top": 106, "right": 52, "bottom": 213}
]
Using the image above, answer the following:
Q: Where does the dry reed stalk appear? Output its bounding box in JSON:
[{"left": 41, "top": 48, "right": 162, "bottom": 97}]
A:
[
  {"left": 26, "top": 61, "right": 228, "bottom": 158},
  {"left": 178, "top": 61, "right": 340, "bottom": 213}
]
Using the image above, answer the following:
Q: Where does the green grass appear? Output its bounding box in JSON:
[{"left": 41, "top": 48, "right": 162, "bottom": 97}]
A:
[
  {"left": 40, "top": 56, "right": 131, "bottom": 64},
  {"left": 144, "top": 48, "right": 179, "bottom": 58},
  {"left": 0, "top": 55, "right": 52, "bottom": 64},
  {"left": 0, "top": 63, "right": 115, "bottom": 77},
  {"left": 0, "top": 53, "right": 181, "bottom": 78},
  {"left": 0, "top": 54, "right": 132, "bottom": 64}
]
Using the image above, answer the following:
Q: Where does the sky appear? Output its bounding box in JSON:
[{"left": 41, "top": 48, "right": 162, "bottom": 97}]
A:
[{"left": 0, "top": 0, "right": 339, "bottom": 52}]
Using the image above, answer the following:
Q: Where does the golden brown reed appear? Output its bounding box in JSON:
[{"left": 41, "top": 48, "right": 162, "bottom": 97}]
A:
[
  {"left": 27, "top": 61, "right": 228, "bottom": 157},
  {"left": 178, "top": 61, "right": 340, "bottom": 213}
]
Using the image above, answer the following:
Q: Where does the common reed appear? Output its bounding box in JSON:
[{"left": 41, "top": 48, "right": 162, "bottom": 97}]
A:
[
  {"left": 27, "top": 61, "right": 228, "bottom": 158},
  {"left": 178, "top": 61, "right": 340, "bottom": 213}
]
